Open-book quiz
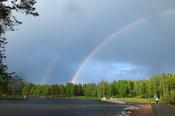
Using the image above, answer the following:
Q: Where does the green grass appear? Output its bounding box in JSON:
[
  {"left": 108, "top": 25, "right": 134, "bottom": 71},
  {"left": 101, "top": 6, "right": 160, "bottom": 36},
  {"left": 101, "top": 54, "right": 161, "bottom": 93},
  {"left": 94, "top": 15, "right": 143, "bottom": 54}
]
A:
[
  {"left": 52, "top": 96, "right": 101, "bottom": 100},
  {"left": 0, "top": 95, "right": 26, "bottom": 100},
  {"left": 115, "top": 97, "right": 157, "bottom": 103}
]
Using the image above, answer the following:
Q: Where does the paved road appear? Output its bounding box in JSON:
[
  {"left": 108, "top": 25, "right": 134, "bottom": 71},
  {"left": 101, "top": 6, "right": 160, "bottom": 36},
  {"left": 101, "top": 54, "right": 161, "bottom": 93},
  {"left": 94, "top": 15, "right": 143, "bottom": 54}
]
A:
[{"left": 152, "top": 104, "right": 175, "bottom": 116}]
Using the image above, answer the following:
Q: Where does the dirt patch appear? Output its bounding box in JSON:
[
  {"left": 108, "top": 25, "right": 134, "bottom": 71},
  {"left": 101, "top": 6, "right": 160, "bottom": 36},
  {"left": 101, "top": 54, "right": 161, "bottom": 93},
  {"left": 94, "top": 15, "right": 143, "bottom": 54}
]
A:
[{"left": 131, "top": 104, "right": 155, "bottom": 116}]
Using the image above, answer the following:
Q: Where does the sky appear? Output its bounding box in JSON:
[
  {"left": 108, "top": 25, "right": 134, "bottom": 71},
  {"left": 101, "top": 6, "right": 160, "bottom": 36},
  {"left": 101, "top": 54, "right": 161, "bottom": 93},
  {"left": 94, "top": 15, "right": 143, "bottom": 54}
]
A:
[{"left": 4, "top": 0, "right": 175, "bottom": 84}]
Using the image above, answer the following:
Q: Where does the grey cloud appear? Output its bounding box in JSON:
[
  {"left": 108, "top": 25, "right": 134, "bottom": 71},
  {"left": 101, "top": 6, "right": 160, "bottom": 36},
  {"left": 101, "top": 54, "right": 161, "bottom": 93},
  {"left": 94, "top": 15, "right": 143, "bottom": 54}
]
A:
[
  {"left": 4, "top": 0, "right": 175, "bottom": 83},
  {"left": 94, "top": 15, "right": 175, "bottom": 75}
]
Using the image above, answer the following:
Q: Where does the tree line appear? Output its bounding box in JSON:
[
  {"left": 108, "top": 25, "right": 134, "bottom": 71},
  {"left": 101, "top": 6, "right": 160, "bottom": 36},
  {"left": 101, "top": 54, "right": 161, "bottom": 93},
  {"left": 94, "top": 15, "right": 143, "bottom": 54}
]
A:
[
  {"left": 1, "top": 73, "right": 175, "bottom": 104},
  {"left": 0, "top": 0, "right": 38, "bottom": 96}
]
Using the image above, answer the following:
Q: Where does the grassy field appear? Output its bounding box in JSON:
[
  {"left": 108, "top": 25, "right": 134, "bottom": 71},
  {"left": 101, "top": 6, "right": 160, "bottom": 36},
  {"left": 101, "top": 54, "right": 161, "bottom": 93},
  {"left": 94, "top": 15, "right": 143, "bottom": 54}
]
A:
[
  {"left": 46, "top": 96, "right": 101, "bottom": 100},
  {"left": 0, "top": 95, "right": 26, "bottom": 100},
  {"left": 67, "top": 96, "right": 101, "bottom": 100},
  {"left": 115, "top": 97, "right": 159, "bottom": 103}
]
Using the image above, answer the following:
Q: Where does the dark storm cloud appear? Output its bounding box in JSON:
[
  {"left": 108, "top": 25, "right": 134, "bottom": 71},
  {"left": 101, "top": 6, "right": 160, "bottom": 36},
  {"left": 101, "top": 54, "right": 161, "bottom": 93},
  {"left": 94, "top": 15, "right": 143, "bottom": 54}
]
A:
[{"left": 4, "top": 0, "right": 175, "bottom": 83}]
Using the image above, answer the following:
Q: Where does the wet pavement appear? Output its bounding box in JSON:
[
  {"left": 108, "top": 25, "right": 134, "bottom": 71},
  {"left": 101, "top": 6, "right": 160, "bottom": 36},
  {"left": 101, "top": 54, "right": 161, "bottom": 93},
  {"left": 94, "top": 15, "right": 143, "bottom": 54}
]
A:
[{"left": 152, "top": 104, "right": 175, "bottom": 116}]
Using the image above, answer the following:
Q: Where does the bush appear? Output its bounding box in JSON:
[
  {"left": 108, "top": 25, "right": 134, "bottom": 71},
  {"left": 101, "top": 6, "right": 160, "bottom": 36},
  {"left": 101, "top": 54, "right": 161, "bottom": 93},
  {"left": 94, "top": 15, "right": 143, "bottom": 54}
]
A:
[
  {"left": 162, "top": 95, "right": 171, "bottom": 104},
  {"left": 170, "top": 91, "right": 175, "bottom": 104},
  {"left": 162, "top": 91, "right": 175, "bottom": 104}
]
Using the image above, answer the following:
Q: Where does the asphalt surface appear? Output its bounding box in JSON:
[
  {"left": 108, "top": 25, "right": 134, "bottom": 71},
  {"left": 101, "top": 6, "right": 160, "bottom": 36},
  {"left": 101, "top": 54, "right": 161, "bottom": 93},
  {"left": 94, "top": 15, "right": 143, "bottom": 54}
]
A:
[{"left": 152, "top": 104, "right": 175, "bottom": 116}]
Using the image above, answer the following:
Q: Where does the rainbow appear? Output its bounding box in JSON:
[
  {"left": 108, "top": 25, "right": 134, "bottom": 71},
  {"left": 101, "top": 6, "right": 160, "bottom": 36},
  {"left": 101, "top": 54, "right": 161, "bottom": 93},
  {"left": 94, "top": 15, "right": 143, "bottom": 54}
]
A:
[
  {"left": 70, "top": 8, "right": 175, "bottom": 83},
  {"left": 42, "top": 56, "right": 59, "bottom": 84}
]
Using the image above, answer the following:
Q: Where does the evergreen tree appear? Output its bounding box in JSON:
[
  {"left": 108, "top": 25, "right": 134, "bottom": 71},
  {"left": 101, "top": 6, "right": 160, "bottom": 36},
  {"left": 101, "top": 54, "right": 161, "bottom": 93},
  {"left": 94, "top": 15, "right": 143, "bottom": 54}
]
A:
[{"left": 0, "top": 0, "right": 38, "bottom": 95}]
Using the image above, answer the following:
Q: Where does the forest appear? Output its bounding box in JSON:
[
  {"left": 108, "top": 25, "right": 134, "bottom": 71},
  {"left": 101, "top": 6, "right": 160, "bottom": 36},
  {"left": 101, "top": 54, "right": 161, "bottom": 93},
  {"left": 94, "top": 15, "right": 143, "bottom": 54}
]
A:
[{"left": 0, "top": 73, "right": 175, "bottom": 104}]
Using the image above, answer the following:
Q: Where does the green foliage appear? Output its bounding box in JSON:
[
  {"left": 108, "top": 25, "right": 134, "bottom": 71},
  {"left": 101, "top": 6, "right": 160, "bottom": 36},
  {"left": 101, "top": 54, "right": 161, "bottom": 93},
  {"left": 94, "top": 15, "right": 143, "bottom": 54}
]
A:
[
  {"left": 116, "top": 80, "right": 129, "bottom": 97},
  {"left": 2, "top": 73, "right": 175, "bottom": 104},
  {"left": 0, "top": 78, "right": 8, "bottom": 95},
  {"left": 22, "top": 82, "right": 33, "bottom": 96},
  {"left": 0, "top": 0, "right": 38, "bottom": 95},
  {"left": 108, "top": 81, "right": 117, "bottom": 96},
  {"left": 59, "top": 84, "right": 66, "bottom": 96},
  {"left": 84, "top": 83, "right": 97, "bottom": 97},
  {"left": 66, "top": 83, "right": 75, "bottom": 97},
  {"left": 98, "top": 80, "right": 108, "bottom": 97},
  {"left": 0, "top": 0, "right": 38, "bottom": 34},
  {"left": 170, "top": 91, "right": 175, "bottom": 104},
  {"left": 8, "top": 75, "right": 24, "bottom": 95}
]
